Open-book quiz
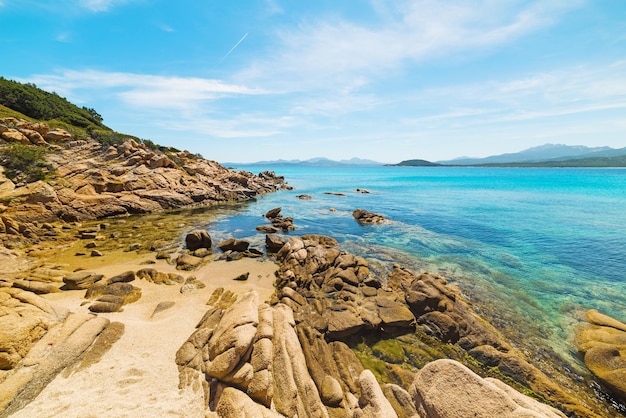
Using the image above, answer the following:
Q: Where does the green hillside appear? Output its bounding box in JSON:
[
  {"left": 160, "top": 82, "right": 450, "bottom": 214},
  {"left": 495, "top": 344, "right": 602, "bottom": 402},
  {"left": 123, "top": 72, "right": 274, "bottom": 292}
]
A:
[
  {"left": 0, "top": 78, "right": 149, "bottom": 147},
  {"left": 0, "top": 77, "right": 108, "bottom": 131}
]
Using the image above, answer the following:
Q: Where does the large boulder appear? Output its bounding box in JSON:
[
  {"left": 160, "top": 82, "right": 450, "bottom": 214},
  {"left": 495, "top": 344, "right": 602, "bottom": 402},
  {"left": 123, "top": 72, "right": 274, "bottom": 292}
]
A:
[
  {"left": 185, "top": 229, "right": 212, "bottom": 252},
  {"left": 409, "top": 359, "right": 566, "bottom": 418}
]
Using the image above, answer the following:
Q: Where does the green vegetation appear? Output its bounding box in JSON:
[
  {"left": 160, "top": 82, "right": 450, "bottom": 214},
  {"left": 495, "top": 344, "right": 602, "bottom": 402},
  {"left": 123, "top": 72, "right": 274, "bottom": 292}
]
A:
[
  {"left": 0, "top": 143, "right": 52, "bottom": 182},
  {"left": 0, "top": 77, "right": 109, "bottom": 132},
  {"left": 0, "top": 78, "right": 175, "bottom": 152}
]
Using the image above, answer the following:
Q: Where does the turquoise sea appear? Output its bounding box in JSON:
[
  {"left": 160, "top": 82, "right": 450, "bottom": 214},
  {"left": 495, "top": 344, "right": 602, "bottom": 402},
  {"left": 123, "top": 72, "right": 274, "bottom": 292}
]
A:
[{"left": 208, "top": 165, "right": 626, "bottom": 374}]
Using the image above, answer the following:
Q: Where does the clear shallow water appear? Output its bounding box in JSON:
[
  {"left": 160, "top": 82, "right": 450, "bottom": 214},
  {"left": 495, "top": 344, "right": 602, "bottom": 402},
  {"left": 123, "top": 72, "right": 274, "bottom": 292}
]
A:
[{"left": 211, "top": 165, "right": 626, "bottom": 366}]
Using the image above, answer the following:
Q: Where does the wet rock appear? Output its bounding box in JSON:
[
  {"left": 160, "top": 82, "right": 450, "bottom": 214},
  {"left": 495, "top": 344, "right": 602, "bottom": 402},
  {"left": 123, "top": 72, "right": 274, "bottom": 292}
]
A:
[
  {"left": 185, "top": 230, "right": 212, "bottom": 252},
  {"left": 352, "top": 208, "right": 387, "bottom": 225},
  {"left": 218, "top": 238, "right": 250, "bottom": 253},
  {"left": 265, "top": 207, "right": 282, "bottom": 218}
]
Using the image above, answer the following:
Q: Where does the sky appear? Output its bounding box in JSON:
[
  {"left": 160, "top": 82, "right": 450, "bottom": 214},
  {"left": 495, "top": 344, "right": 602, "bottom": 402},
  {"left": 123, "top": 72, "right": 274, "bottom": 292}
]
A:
[{"left": 1, "top": 0, "right": 625, "bottom": 163}]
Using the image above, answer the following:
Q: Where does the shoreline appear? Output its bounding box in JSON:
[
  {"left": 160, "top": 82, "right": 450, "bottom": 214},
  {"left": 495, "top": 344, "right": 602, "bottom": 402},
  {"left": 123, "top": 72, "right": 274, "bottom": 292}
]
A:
[{"left": 1, "top": 202, "right": 624, "bottom": 417}]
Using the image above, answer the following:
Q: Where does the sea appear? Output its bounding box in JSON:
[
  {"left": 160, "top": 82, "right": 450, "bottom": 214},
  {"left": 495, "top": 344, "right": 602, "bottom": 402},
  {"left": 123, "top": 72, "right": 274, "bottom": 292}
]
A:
[{"left": 206, "top": 165, "right": 626, "bottom": 374}]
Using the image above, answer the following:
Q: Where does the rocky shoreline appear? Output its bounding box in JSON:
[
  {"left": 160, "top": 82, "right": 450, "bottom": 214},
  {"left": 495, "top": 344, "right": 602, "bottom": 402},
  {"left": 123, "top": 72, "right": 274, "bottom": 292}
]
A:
[{"left": 1, "top": 123, "right": 625, "bottom": 416}]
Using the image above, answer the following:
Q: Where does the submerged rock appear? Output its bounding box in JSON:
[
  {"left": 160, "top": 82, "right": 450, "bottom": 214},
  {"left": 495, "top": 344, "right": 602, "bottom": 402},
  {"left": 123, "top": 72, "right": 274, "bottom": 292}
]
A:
[{"left": 352, "top": 208, "right": 387, "bottom": 225}]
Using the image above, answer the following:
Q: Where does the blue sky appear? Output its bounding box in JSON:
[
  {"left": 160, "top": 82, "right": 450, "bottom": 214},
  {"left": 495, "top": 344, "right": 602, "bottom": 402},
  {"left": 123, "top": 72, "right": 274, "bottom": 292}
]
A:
[{"left": 1, "top": 0, "right": 625, "bottom": 163}]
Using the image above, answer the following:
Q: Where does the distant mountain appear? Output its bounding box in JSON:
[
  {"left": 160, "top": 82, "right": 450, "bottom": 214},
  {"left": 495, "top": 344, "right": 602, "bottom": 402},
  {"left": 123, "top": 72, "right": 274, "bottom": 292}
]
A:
[
  {"left": 438, "top": 144, "right": 614, "bottom": 165},
  {"left": 478, "top": 154, "right": 626, "bottom": 168},
  {"left": 228, "top": 157, "right": 384, "bottom": 167}
]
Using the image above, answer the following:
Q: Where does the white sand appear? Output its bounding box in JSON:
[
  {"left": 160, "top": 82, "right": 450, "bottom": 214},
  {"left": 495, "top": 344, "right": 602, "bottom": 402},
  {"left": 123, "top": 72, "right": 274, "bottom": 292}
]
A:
[{"left": 10, "top": 257, "right": 278, "bottom": 418}]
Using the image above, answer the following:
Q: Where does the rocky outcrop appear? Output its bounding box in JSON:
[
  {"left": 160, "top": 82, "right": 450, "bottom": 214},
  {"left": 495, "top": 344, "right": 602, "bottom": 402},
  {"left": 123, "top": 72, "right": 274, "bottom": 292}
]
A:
[
  {"left": 352, "top": 209, "right": 387, "bottom": 225},
  {"left": 0, "top": 125, "right": 287, "bottom": 225},
  {"left": 577, "top": 309, "right": 626, "bottom": 402},
  {"left": 410, "top": 359, "right": 566, "bottom": 418},
  {"left": 177, "top": 286, "right": 569, "bottom": 418},
  {"left": 0, "top": 286, "right": 118, "bottom": 416},
  {"left": 270, "top": 235, "right": 600, "bottom": 417},
  {"left": 260, "top": 207, "right": 294, "bottom": 232}
]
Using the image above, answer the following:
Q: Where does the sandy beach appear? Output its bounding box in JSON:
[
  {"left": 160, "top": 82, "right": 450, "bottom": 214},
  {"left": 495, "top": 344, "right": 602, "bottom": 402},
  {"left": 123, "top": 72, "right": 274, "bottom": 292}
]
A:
[{"left": 9, "top": 256, "right": 278, "bottom": 418}]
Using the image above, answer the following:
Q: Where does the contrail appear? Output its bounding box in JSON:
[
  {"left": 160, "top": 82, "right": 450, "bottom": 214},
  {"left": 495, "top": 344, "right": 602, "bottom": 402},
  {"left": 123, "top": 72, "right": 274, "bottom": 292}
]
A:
[{"left": 220, "top": 33, "right": 248, "bottom": 63}]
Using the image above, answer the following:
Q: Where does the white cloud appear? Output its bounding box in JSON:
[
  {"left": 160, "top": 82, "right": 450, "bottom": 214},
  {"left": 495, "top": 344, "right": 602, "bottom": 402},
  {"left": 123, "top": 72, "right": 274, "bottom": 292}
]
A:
[{"left": 25, "top": 70, "right": 267, "bottom": 109}]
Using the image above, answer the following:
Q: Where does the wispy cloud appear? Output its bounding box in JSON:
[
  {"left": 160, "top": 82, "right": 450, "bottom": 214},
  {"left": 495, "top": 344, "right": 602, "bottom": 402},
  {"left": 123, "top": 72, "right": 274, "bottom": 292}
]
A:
[
  {"left": 25, "top": 69, "right": 267, "bottom": 109},
  {"left": 264, "top": 0, "right": 283, "bottom": 16},
  {"left": 78, "top": 0, "right": 129, "bottom": 13},
  {"left": 55, "top": 32, "right": 72, "bottom": 43},
  {"left": 20, "top": 69, "right": 282, "bottom": 141},
  {"left": 399, "top": 60, "right": 626, "bottom": 129},
  {"left": 238, "top": 0, "right": 580, "bottom": 92}
]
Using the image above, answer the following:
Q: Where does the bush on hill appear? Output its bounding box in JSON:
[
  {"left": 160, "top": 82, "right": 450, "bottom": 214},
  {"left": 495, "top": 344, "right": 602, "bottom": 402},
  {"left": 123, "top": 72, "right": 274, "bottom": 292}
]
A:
[
  {"left": 1, "top": 143, "right": 52, "bottom": 182},
  {"left": 0, "top": 77, "right": 109, "bottom": 132}
]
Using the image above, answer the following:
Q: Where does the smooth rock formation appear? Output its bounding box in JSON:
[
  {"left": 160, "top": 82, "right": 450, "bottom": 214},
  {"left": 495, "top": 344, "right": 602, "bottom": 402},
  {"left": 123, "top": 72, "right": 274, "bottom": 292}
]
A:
[
  {"left": 409, "top": 359, "right": 566, "bottom": 418},
  {"left": 577, "top": 309, "right": 626, "bottom": 401}
]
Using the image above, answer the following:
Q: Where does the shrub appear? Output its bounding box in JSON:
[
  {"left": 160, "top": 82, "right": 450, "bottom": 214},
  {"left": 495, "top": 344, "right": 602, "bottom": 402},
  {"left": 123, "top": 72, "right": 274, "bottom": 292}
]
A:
[
  {"left": 90, "top": 130, "right": 135, "bottom": 147},
  {"left": 1, "top": 143, "right": 51, "bottom": 182}
]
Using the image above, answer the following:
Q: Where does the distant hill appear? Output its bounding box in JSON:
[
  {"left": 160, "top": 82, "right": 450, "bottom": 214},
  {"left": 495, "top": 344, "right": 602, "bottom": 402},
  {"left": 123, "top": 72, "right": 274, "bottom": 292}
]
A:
[
  {"left": 230, "top": 157, "right": 384, "bottom": 167},
  {"left": 388, "top": 159, "right": 441, "bottom": 167},
  {"left": 438, "top": 144, "right": 615, "bottom": 165}
]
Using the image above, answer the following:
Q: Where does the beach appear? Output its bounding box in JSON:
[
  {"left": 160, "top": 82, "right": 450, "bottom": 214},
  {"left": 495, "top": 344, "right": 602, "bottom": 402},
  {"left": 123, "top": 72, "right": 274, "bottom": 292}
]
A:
[{"left": 9, "top": 256, "right": 277, "bottom": 418}]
